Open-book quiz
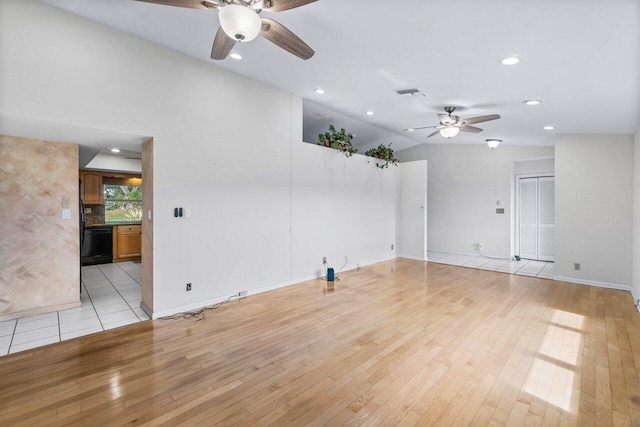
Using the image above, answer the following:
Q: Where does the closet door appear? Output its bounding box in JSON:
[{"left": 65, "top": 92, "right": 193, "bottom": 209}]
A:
[
  {"left": 519, "top": 178, "right": 539, "bottom": 260},
  {"left": 537, "top": 177, "right": 555, "bottom": 261},
  {"left": 517, "top": 176, "right": 555, "bottom": 261}
]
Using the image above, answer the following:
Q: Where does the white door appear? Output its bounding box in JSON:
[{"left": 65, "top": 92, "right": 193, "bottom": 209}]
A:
[{"left": 517, "top": 176, "right": 554, "bottom": 261}]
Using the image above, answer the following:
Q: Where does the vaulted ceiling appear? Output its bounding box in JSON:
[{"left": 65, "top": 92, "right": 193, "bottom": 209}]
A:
[{"left": 39, "top": 0, "right": 640, "bottom": 151}]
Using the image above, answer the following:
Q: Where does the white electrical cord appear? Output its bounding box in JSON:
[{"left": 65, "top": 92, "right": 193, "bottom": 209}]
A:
[{"left": 478, "top": 248, "right": 513, "bottom": 261}]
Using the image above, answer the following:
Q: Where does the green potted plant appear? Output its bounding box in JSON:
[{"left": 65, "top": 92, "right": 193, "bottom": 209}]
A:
[
  {"left": 317, "top": 125, "right": 357, "bottom": 157},
  {"left": 365, "top": 143, "right": 398, "bottom": 169}
]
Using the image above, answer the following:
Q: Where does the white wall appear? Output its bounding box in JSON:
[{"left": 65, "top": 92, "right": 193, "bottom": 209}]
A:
[
  {"left": 0, "top": 0, "right": 397, "bottom": 316},
  {"left": 398, "top": 161, "right": 428, "bottom": 260},
  {"left": 513, "top": 157, "right": 554, "bottom": 176},
  {"left": 555, "top": 134, "right": 634, "bottom": 288},
  {"left": 292, "top": 141, "right": 398, "bottom": 277},
  {"left": 632, "top": 127, "right": 640, "bottom": 298},
  {"left": 396, "top": 144, "right": 554, "bottom": 257}
]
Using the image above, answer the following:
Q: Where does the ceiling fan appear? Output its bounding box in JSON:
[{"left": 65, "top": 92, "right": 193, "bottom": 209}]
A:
[
  {"left": 135, "top": 0, "right": 316, "bottom": 60},
  {"left": 405, "top": 107, "right": 501, "bottom": 139}
]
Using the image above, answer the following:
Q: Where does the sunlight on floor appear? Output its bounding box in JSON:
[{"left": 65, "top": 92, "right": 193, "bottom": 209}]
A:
[{"left": 522, "top": 309, "right": 585, "bottom": 412}]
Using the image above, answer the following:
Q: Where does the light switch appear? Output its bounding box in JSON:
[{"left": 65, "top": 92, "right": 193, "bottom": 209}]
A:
[
  {"left": 185, "top": 209, "right": 191, "bottom": 219},
  {"left": 62, "top": 198, "right": 70, "bottom": 209},
  {"left": 62, "top": 209, "right": 71, "bottom": 219}
]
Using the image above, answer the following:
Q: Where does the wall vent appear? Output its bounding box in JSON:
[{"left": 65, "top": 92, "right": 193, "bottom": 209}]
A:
[{"left": 395, "top": 88, "right": 424, "bottom": 96}]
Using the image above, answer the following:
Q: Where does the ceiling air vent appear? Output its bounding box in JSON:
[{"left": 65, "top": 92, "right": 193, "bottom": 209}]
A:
[{"left": 395, "top": 88, "right": 424, "bottom": 96}]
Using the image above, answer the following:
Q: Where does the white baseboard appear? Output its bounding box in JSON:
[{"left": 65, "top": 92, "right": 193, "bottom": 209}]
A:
[
  {"left": 427, "top": 248, "right": 478, "bottom": 258},
  {"left": 398, "top": 254, "right": 428, "bottom": 261},
  {"left": 630, "top": 287, "right": 640, "bottom": 314},
  {"left": 151, "top": 255, "right": 398, "bottom": 319}
]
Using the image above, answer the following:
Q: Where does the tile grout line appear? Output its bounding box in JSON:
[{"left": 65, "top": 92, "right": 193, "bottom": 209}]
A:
[
  {"left": 81, "top": 277, "right": 106, "bottom": 333},
  {"left": 97, "top": 263, "right": 144, "bottom": 325},
  {"left": 427, "top": 251, "right": 553, "bottom": 279},
  {"left": 111, "top": 263, "right": 147, "bottom": 321},
  {"left": 7, "top": 319, "right": 18, "bottom": 354}
]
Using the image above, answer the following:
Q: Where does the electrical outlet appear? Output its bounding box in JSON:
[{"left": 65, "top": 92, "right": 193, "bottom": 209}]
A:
[
  {"left": 238, "top": 290, "right": 248, "bottom": 297},
  {"left": 574, "top": 263, "right": 581, "bottom": 271},
  {"left": 322, "top": 257, "right": 326, "bottom": 264},
  {"left": 186, "top": 283, "right": 192, "bottom": 291}
]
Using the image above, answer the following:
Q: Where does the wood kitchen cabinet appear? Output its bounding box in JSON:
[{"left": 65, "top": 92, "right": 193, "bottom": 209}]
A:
[
  {"left": 81, "top": 171, "right": 103, "bottom": 204},
  {"left": 113, "top": 225, "right": 142, "bottom": 262}
]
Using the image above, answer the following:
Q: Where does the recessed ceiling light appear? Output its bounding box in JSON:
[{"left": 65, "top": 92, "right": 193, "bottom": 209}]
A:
[
  {"left": 230, "top": 52, "right": 242, "bottom": 60},
  {"left": 110, "top": 148, "right": 120, "bottom": 153},
  {"left": 543, "top": 126, "right": 555, "bottom": 130},
  {"left": 523, "top": 99, "right": 542, "bottom": 105},
  {"left": 365, "top": 111, "right": 374, "bottom": 116},
  {"left": 314, "top": 88, "right": 325, "bottom": 94},
  {"left": 500, "top": 56, "right": 520, "bottom": 65},
  {"left": 407, "top": 128, "right": 415, "bottom": 132}
]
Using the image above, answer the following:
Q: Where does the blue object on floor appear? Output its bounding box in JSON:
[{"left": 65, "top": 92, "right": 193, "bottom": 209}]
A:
[{"left": 327, "top": 268, "right": 334, "bottom": 281}]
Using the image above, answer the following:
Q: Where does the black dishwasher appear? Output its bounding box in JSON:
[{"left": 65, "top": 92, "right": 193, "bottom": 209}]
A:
[{"left": 81, "top": 226, "right": 113, "bottom": 265}]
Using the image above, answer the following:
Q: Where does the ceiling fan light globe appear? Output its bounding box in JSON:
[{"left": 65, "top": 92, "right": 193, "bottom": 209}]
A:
[
  {"left": 440, "top": 127, "right": 460, "bottom": 138},
  {"left": 486, "top": 139, "right": 501, "bottom": 149},
  {"left": 219, "top": 4, "right": 262, "bottom": 42}
]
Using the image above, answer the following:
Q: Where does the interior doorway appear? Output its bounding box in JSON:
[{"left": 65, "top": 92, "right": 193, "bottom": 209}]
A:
[{"left": 516, "top": 175, "right": 555, "bottom": 261}]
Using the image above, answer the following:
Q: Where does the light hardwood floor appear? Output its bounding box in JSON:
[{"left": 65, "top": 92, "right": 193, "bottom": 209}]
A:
[{"left": 1, "top": 259, "right": 640, "bottom": 425}]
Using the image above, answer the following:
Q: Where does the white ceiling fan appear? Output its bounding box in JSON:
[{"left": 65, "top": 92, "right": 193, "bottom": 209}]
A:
[
  {"left": 406, "top": 107, "right": 501, "bottom": 139},
  {"left": 135, "top": 0, "right": 316, "bottom": 60}
]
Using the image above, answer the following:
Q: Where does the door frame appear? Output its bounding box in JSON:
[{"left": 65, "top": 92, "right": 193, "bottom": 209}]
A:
[{"left": 515, "top": 173, "right": 555, "bottom": 261}]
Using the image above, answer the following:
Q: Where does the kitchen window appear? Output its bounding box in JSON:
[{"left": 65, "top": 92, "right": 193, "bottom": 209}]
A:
[{"left": 104, "top": 184, "right": 142, "bottom": 223}]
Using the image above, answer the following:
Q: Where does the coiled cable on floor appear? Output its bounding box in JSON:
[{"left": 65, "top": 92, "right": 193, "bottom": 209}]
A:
[{"left": 160, "top": 294, "right": 237, "bottom": 322}]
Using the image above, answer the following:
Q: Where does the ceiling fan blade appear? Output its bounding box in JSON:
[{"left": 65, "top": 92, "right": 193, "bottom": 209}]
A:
[
  {"left": 437, "top": 113, "right": 450, "bottom": 123},
  {"left": 426, "top": 130, "right": 441, "bottom": 138},
  {"left": 211, "top": 26, "right": 236, "bottom": 60},
  {"left": 459, "top": 125, "right": 483, "bottom": 133},
  {"left": 260, "top": 18, "right": 314, "bottom": 60},
  {"left": 263, "top": 0, "right": 317, "bottom": 12},
  {"left": 134, "top": 0, "right": 210, "bottom": 9},
  {"left": 404, "top": 125, "right": 439, "bottom": 131},
  {"left": 461, "top": 114, "right": 501, "bottom": 125}
]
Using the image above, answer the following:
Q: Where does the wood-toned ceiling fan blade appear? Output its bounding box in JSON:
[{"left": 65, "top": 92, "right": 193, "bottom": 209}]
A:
[
  {"left": 461, "top": 114, "right": 501, "bottom": 125},
  {"left": 260, "top": 18, "right": 314, "bottom": 60},
  {"left": 264, "top": 0, "right": 317, "bottom": 12},
  {"left": 459, "top": 125, "right": 483, "bottom": 133},
  {"left": 426, "top": 129, "right": 441, "bottom": 138},
  {"left": 134, "top": 0, "right": 210, "bottom": 10},
  {"left": 211, "top": 26, "right": 236, "bottom": 60}
]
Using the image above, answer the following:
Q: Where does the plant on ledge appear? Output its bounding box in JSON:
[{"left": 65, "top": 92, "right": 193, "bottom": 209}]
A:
[
  {"left": 317, "top": 125, "right": 357, "bottom": 157},
  {"left": 365, "top": 143, "right": 398, "bottom": 169}
]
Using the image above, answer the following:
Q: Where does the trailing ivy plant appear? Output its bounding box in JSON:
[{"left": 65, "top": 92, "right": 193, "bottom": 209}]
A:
[
  {"left": 317, "top": 125, "right": 358, "bottom": 157},
  {"left": 365, "top": 143, "right": 398, "bottom": 169}
]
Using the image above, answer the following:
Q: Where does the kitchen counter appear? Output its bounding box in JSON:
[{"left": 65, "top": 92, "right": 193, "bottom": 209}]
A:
[{"left": 87, "top": 222, "right": 141, "bottom": 227}]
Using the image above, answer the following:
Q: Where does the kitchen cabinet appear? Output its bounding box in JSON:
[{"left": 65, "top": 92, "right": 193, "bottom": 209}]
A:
[
  {"left": 113, "top": 225, "right": 142, "bottom": 261},
  {"left": 81, "top": 172, "right": 103, "bottom": 204}
]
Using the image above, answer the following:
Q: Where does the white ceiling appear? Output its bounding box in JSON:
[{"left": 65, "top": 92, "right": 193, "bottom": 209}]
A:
[{"left": 38, "top": 0, "right": 640, "bottom": 151}]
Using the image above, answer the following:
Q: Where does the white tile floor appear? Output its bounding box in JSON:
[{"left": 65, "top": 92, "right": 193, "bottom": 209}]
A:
[
  {"left": 427, "top": 250, "right": 555, "bottom": 279},
  {"left": 0, "top": 261, "right": 149, "bottom": 357}
]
